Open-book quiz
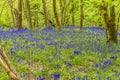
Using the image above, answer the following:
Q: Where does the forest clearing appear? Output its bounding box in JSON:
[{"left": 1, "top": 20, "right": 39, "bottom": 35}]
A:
[{"left": 0, "top": 0, "right": 120, "bottom": 80}]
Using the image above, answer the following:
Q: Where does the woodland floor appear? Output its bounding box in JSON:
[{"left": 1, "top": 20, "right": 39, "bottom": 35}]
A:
[{"left": 0, "top": 26, "right": 120, "bottom": 80}]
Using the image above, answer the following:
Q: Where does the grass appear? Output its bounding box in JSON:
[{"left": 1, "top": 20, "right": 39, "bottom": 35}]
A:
[{"left": 0, "top": 26, "right": 120, "bottom": 80}]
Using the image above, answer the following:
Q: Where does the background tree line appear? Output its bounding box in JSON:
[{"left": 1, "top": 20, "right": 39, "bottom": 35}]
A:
[{"left": 0, "top": 0, "right": 120, "bottom": 44}]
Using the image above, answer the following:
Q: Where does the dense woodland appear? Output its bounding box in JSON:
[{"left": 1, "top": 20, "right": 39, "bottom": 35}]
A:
[
  {"left": 0, "top": 0, "right": 120, "bottom": 80},
  {"left": 0, "top": 0, "right": 120, "bottom": 44}
]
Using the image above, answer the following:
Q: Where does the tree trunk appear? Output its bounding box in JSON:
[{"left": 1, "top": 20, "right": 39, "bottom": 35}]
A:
[
  {"left": 100, "top": 0, "right": 118, "bottom": 44},
  {"left": 80, "top": 0, "right": 84, "bottom": 30},
  {"left": 53, "top": 0, "right": 61, "bottom": 29},
  {"left": 42, "top": 0, "right": 49, "bottom": 27},
  {"left": 107, "top": 1, "right": 117, "bottom": 44},
  {"left": 59, "top": 0, "right": 63, "bottom": 26},
  {"left": 16, "top": 0, "right": 22, "bottom": 29},
  {"left": 25, "top": 0, "right": 33, "bottom": 29},
  {"left": 9, "top": 0, "right": 16, "bottom": 28},
  {"left": 71, "top": 0, "right": 75, "bottom": 26}
]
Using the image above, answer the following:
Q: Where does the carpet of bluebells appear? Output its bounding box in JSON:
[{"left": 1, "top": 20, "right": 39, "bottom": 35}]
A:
[{"left": 0, "top": 26, "right": 120, "bottom": 80}]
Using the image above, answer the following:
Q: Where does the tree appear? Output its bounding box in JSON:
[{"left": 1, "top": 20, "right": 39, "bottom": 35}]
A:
[
  {"left": 8, "top": 0, "right": 16, "bottom": 28},
  {"left": 99, "top": 0, "right": 118, "bottom": 44},
  {"left": 42, "top": 0, "right": 49, "bottom": 27},
  {"left": 71, "top": 0, "right": 75, "bottom": 26},
  {"left": 80, "top": 0, "right": 84, "bottom": 30},
  {"left": 15, "top": 0, "right": 23, "bottom": 29},
  {"left": 25, "top": 0, "right": 33, "bottom": 29},
  {"left": 53, "top": 0, "right": 61, "bottom": 29}
]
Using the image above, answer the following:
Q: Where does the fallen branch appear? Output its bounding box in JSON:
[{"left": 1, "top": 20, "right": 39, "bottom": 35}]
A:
[
  {"left": 0, "top": 48, "right": 21, "bottom": 80},
  {"left": 0, "top": 58, "right": 19, "bottom": 80}
]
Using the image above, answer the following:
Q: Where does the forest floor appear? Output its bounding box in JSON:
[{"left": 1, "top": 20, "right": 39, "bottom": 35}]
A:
[{"left": 0, "top": 26, "right": 120, "bottom": 80}]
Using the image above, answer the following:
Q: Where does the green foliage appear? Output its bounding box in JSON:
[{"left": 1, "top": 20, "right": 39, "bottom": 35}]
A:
[{"left": 0, "top": 0, "right": 119, "bottom": 28}]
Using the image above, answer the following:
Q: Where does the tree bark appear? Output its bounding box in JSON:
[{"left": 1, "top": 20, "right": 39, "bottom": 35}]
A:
[
  {"left": 71, "top": 0, "right": 75, "bottom": 26},
  {"left": 0, "top": 58, "right": 19, "bottom": 80},
  {"left": 80, "top": 0, "right": 84, "bottom": 30},
  {"left": 15, "top": 0, "right": 22, "bottom": 29},
  {"left": 107, "top": 0, "right": 117, "bottom": 44},
  {"left": 8, "top": 0, "right": 15, "bottom": 28},
  {"left": 53, "top": 0, "right": 61, "bottom": 29},
  {"left": 42, "top": 0, "right": 49, "bottom": 27},
  {"left": 0, "top": 48, "right": 20, "bottom": 80},
  {"left": 25, "top": 0, "right": 33, "bottom": 29},
  {"left": 100, "top": 0, "right": 118, "bottom": 44}
]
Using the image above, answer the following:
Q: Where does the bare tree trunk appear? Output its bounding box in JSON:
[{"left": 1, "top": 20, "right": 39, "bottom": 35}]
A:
[
  {"left": 42, "top": 0, "right": 49, "bottom": 27},
  {"left": 59, "top": 0, "right": 63, "bottom": 26},
  {"left": 53, "top": 0, "right": 61, "bottom": 29},
  {"left": 71, "top": 0, "right": 75, "bottom": 26},
  {"left": 25, "top": 0, "right": 33, "bottom": 29},
  {"left": 107, "top": 0, "right": 117, "bottom": 44},
  {"left": 80, "top": 0, "right": 84, "bottom": 30},
  {"left": 100, "top": 0, "right": 117, "bottom": 44},
  {"left": 15, "top": 0, "right": 22, "bottom": 29},
  {"left": 116, "top": 13, "right": 120, "bottom": 33},
  {"left": 59, "top": 0, "right": 66, "bottom": 26},
  {"left": 9, "top": 0, "right": 16, "bottom": 28}
]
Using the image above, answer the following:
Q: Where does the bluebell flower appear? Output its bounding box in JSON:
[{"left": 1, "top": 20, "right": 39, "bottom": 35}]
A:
[
  {"left": 74, "top": 50, "right": 79, "bottom": 55},
  {"left": 110, "top": 56, "right": 117, "bottom": 59},
  {"left": 37, "top": 77, "right": 45, "bottom": 80},
  {"left": 18, "top": 58, "right": 21, "bottom": 62},
  {"left": 40, "top": 44, "right": 45, "bottom": 49},
  {"left": 72, "top": 76, "right": 75, "bottom": 80},
  {"left": 47, "top": 42, "right": 54, "bottom": 46},
  {"left": 67, "top": 63, "right": 72, "bottom": 67},
  {"left": 104, "top": 60, "right": 113, "bottom": 66},
  {"left": 42, "top": 27, "right": 55, "bottom": 32},
  {"left": 78, "top": 77, "right": 80, "bottom": 80},
  {"left": 26, "top": 46, "right": 30, "bottom": 49},
  {"left": 54, "top": 74, "right": 60, "bottom": 80},
  {"left": 56, "top": 64, "right": 60, "bottom": 68},
  {"left": 97, "top": 75, "right": 101, "bottom": 79},
  {"left": 102, "top": 65, "right": 106, "bottom": 69},
  {"left": 9, "top": 48, "right": 15, "bottom": 54},
  {"left": 40, "top": 77, "right": 45, "bottom": 80},
  {"left": 99, "top": 50, "right": 102, "bottom": 53},
  {"left": 47, "top": 58, "right": 51, "bottom": 62},
  {"left": 95, "top": 64, "right": 99, "bottom": 67}
]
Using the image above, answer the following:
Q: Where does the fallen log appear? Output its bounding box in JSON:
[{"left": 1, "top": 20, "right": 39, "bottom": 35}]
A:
[{"left": 0, "top": 48, "right": 21, "bottom": 80}]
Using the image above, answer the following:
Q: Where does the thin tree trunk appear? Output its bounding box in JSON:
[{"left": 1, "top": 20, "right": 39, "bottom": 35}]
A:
[
  {"left": 63, "top": 0, "right": 66, "bottom": 26},
  {"left": 9, "top": 0, "right": 16, "bottom": 28},
  {"left": 16, "top": 0, "right": 22, "bottom": 29},
  {"left": 116, "top": 13, "right": 120, "bottom": 33},
  {"left": 42, "top": 0, "right": 49, "bottom": 27},
  {"left": 71, "top": 0, "right": 75, "bottom": 26},
  {"left": 53, "top": 0, "right": 61, "bottom": 29},
  {"left": 25, "top": 0, "right": 33, "bottom": 29},
  {"left": 59, "top": 0, "right": 63, "bottom": 26},
  {"left": 80, "top": 0, "right": 84, "bottom": 30}
]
